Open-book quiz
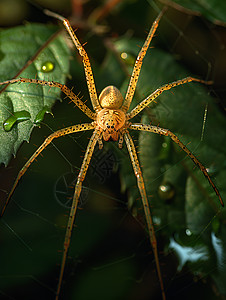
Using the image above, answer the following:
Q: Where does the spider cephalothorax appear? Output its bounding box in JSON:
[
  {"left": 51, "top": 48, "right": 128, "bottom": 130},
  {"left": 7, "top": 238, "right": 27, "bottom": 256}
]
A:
[
  {"left": 0, "top": 8, "right": 223, "bottom": 300},
  {"left": 96, "top": 107, "right": 126, "bottom": 141}
]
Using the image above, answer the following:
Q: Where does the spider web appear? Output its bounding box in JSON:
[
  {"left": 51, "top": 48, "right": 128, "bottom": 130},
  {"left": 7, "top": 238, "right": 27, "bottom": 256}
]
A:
[{"left": 0, "top": 1, "right": 226, "bottom": 299}]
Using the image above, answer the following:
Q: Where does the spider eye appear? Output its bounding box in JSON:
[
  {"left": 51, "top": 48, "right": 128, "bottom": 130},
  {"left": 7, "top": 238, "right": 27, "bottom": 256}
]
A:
[
  {"left": 107, "top": 125, "right": 110, "bottom": 128},
  {"left": 111, "top": 125, "right": 114, "bottom": 128}
]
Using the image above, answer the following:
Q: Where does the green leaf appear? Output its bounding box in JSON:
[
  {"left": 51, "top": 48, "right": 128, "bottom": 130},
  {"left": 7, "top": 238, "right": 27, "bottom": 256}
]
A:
[
  {"left": 0, "top": 23, "right": 70, "bottom": 166},
  {"left": 160, "top": 0, "right": 226, "bottom": 24}
]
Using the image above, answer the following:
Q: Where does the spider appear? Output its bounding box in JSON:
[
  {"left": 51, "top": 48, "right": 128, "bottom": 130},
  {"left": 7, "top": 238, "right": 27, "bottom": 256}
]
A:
[{"left": 0, "top": 9, "right": 224, "bottom": 300}]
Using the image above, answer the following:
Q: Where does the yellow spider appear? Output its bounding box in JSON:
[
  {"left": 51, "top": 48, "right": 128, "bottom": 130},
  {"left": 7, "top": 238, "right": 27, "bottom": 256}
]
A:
[{"left": 0, "top": 9, "right": 223, "bottom": 300}]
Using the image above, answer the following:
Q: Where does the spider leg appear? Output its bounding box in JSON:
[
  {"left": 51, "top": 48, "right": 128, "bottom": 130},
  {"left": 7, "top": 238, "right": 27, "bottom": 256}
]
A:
[
  {"left": 127, "top": 77, "right": 212, "bottom": 120},
  {"left": 122, "top": 10, "right": 164, "bottom": 112},
  {"left": 1, "top": 123, "right": 95, "bottom": 217},
  {"left": 55, "top": 130, "right": 100, "bottom": 300},
  {"left": 44, "top": 9, "right": 101, "bottom": 113},
  {"left": 0, "top": 78, "right": 96, "bottom": 119},
  {"left": 124, "top": 131, "right": 166, "bottom": 300},
  {"left": 129, "top": 123, "right": 224, "bottom": 207}
]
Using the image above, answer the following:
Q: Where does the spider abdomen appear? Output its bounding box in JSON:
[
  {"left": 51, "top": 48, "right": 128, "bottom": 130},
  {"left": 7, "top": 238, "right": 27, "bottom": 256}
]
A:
[
  {"left": 99, "top": 86, "right": 124, "bottom": 109},
  {"left": 96, "top": 108, "right": 126, "bottom": 141}
]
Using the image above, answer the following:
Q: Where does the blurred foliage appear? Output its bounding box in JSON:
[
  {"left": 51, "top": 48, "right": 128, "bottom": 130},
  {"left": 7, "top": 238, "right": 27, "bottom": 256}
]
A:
[
  {"left": 0, "top": 1, "right": 226, "bottom": 300},
  {"left": 159, "top": 0, "right": 226, "bottom": 25}
]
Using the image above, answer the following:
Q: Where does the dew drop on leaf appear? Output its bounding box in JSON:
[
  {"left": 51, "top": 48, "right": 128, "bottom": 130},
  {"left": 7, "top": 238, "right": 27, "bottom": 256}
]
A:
[
  {"left": 41, "top": 61, "right": 55, "bottom": 73},
  {"left": 185, "top": 228, "right": 192, "bottom": 236},
  {"left": 120, "top": 52, "right": 135, "bottom": 66},
  {"left": 158, "top": 182, "right": 175, "bottom": 200}
]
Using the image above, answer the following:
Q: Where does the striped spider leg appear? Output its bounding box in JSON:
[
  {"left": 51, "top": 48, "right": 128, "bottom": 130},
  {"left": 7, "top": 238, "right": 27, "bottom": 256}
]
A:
[{"left": 1, "top": 8, "right": 223, "bottom": 300}]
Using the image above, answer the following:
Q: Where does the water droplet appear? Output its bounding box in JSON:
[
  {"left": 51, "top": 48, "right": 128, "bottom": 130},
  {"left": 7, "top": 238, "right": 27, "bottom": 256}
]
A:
[
  {"left": 158, "top": 182, "right": 175, "bottom": 200},
  {"left": 153, "top": 215, "right": 161, "bottom": 226},
  {"left": 185, "top": 229, "right": 192, "bottom": 236},
  {"left": 162, "top": 142, "right": 168, "bottom": 148},
  {"left": 120, "top": 52, "right": 135, "bottom": 65},
  {"left": 121, "top": 52, "right": 127, "bottom": 59},
  {"left": 3, "top": 110, "right": 31, "bottom": 131},
  {"left": 41, "top": 61, "right": 55, "bottom": 73},
  {"left": 206, "top": 165, "right": 217, "bottom": 176}
]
